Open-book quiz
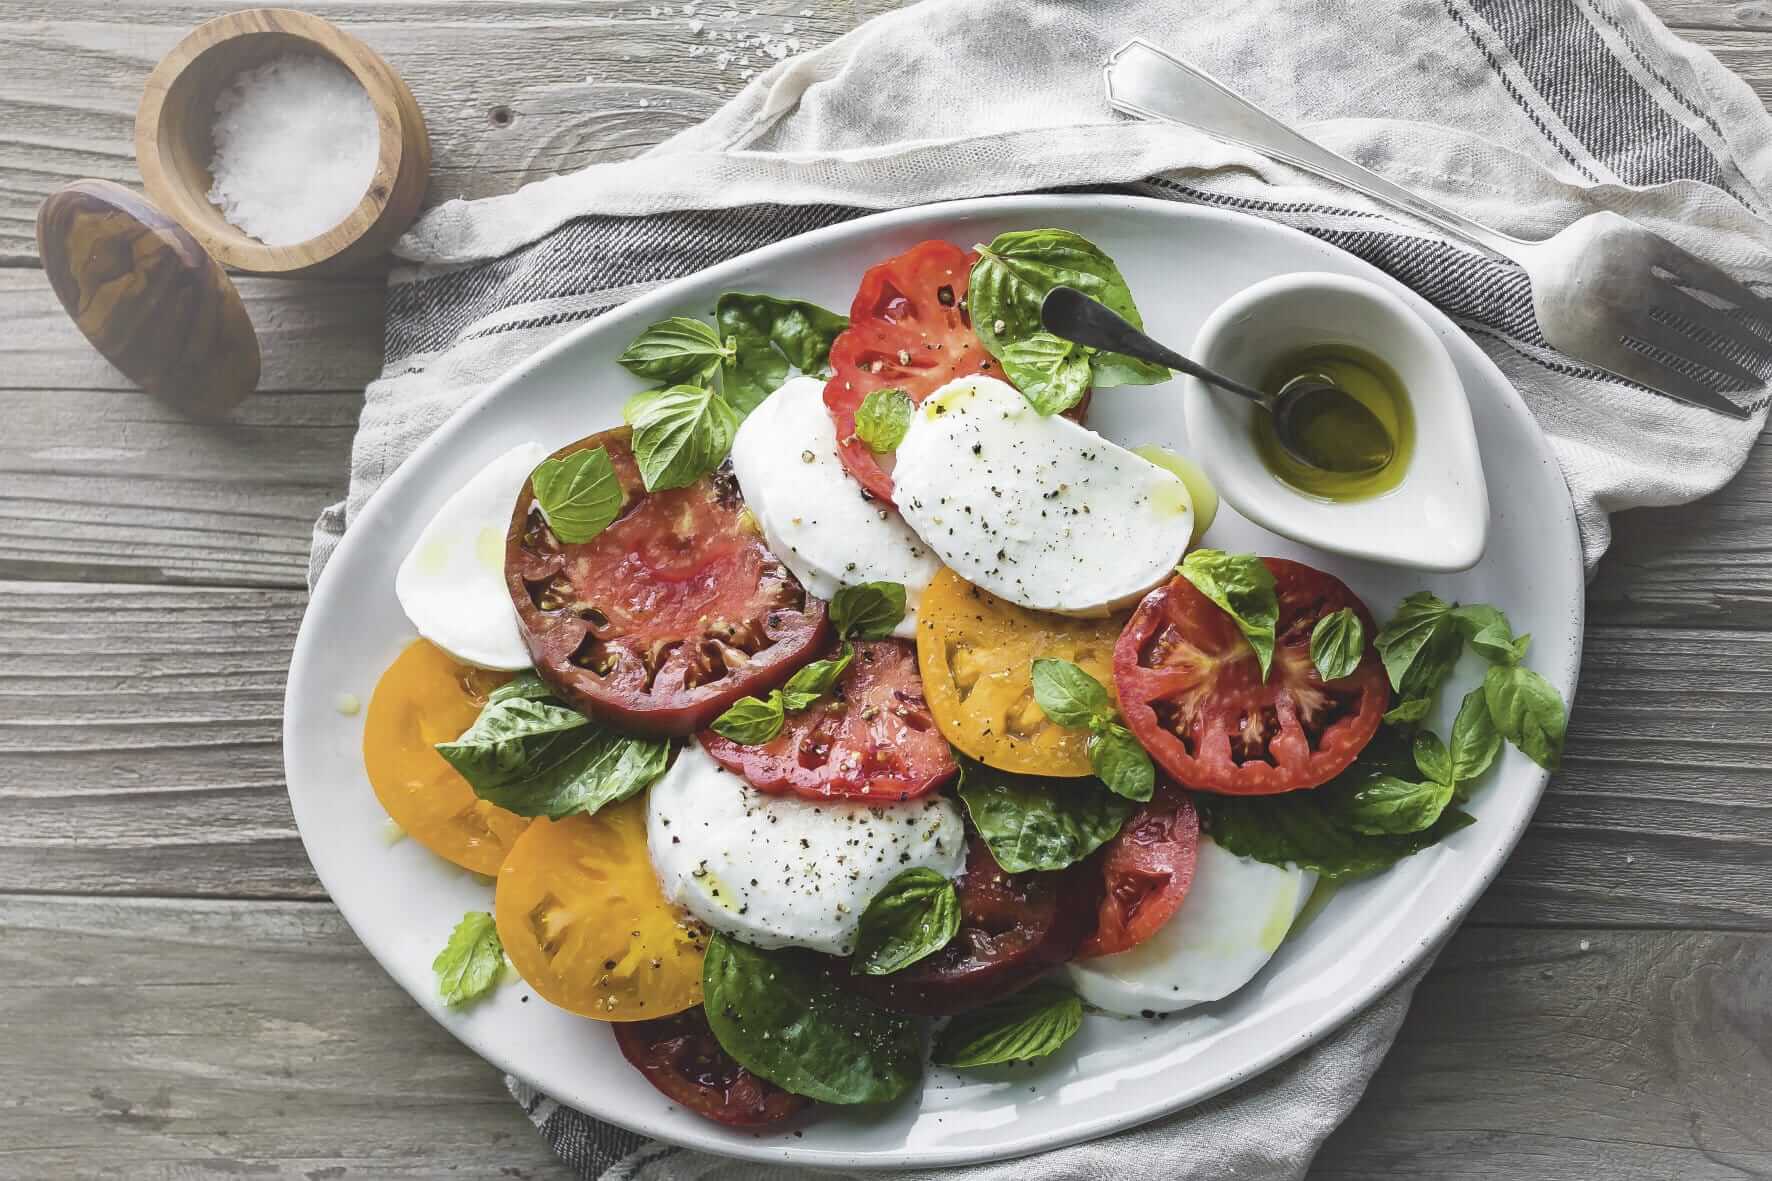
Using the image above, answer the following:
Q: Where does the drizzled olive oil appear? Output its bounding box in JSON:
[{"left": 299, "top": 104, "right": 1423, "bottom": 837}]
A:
[
  {"left": 1253, "top": 345, "right": 1413, "bottom": 501},
  {"left": 1133, "top": 444, "right": 1218, "bottom": 546}
]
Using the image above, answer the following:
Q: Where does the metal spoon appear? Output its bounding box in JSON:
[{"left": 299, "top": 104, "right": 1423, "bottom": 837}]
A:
[{"left": 1039, "top": 286, "right": 1395, "bottom": 475}]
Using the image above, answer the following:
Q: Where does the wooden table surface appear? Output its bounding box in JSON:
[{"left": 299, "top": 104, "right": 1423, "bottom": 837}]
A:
[{"left": 3, "top": 2, "right": 1771, "bottom": 1177}]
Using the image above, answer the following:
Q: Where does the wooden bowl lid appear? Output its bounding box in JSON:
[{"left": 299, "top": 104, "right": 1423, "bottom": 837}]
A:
[{"left": 36, "top": 179, "right": 260, "bottom": 418}]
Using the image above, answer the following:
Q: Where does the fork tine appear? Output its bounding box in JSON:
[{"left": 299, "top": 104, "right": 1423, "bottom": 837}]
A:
[
  {"left": 1605, "top": 339, "right": 1753, "bottom": 419},
  {"left": 1655, "top": 282, "right": 1772, "bottom": 360},
  {"left": 1655, "top": 241, "right": 1772, "bottom": 328},
  {"left": 1637, "top": 304, "right": 1764, "bottom": 389}
]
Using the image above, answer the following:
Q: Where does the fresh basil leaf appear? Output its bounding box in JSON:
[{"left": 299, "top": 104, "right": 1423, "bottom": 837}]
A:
[
  {"left": 616, "top": 316, "right": 731, "bottom": 385},
  {"left": 1343, "top": 774, "right": 1455, "bottom": 836},
  {"left": 1452, "top": 603, "right": 1529, "bottom": 665},
  {"left": 529, "top": 447, "right": 625, "bottom": 543},
  {"left": 932, "top": 981, "right": 1083, "bottom": 1068},
  {"left": 629, "top": 383, "right": 740, "bottom": 492},
  {"left": 1030, "top": 659, "right": 1113, "bottom": 729},
  {"left": 1483, "top": 663, "right": 1567, "bottom": 771},
  {"left": 781, "top": 645, "right": 853, "bottom": 712},
  {"left": 1413, "top": 730, "right": 1452, "bottom": 787},
  {"left": 715, "top": 293, "right": 848, "bottom": 416},
  {"left": 1087, "top": 724, "right": 1156, "bottom": 802},
  {"left": 702, "top": 934, "right": 920, "bottom": 1104},
  {"left": 623, "top": 387, "right": 667, "bottom": 425},
  {"left": 489, "top": 671, "right": 553, "bottom": 704},
  {"left": 1383, "top": 697, "right": 1432, "bottom": 726},
  {"left": 1177, "top": 550, "right": 1279, "bottom": 679},
  {"left": 855, "top": 387, "right": 914, "bottom": 453},
  {"left": 998, "top": 331, "right": 1093, "bottom": 415},
  {"left": 436, "top": 694, "right": 672, "bottom": 818},
  {"left": 1310, "top": 607, "right": 1366, "bottom": 683},
  {"left": 830, "top": 581, "right": 907, "bottom": 640},
  {"left": 1375, "top": 592, "right": 1463, "bottom": 702},
  {"left": 1199, "top": 729, "right": 1474, "bottom": 880},
  {"left": 1448, "top": 686, "right": 1502, "bottom": 796},
  {"left": 710, "top": 691, "right": 786, "bottom": 745},
  {"left": 969, "top": 229, "right": 1169, "bottom": 388},
  {"left": 957, "top": 758, "right": 1133, "bottom": 873},
  {"left": 851, "top": 867, "right": 961, "bottom": 976},
  {"left": 433, "top": 911, "right": 504, "bottom": 1008}
]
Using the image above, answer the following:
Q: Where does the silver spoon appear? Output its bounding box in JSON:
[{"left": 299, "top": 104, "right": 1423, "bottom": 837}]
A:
[{"left": 1039, "top": 286, "right": 1394, "bottom": 475}]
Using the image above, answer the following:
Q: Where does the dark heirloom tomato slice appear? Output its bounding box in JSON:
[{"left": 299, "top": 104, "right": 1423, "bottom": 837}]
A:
[
  {"left": 506, "top": 427, "right": 830, "bottom": 736},
  {"left": 613, "top": 1006, "right": 811, "bottom": 1128},
  {"left": 699, "top": 638, "right": 957, "bottom": 802},
  {"left": 1077, "top": 784, "right": 1199, "bottom": 958},
  {"left": 834, "top": 833, "right": 1094, "bottom": 1015},
  {"left": 824, "top": 240, "right": 996, "bottom": 503},
  {"left": 1114, "top": 558, "right": 1388, "bottom": 795}
]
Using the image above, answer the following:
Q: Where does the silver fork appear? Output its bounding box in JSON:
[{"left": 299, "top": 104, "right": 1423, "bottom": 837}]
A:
[{"left": 1105, "top": 37, "right": 1767, "bottom": 419}]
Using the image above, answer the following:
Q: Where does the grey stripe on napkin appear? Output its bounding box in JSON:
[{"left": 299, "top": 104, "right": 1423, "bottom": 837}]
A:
[{"left": 309, "top": 0, "right": 1772, "bottom": 1177}]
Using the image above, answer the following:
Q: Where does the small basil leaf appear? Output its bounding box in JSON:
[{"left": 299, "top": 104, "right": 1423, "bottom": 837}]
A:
[
  {"left": 855, "top": 387, "right": 914, "bottom": 453},
  {"left": 433, "top": 911, "right": 504, "bottom": 1008},
  {"left": 702, "top": 934, "right": 920, "bottom": 1104},
  {"left": 629, "top": 383, "right": 740, "bottom": 492},
  {"left": 710, "top": 691, "right": 786, "bottom": 745},
  {"left": 830, "top": 582, "right": 907, "bottom": 640},
  {"left": 1343, "top": 774, "right": 1455, "bottom": 835},
  {"left": 1383, "top": 697, "right": 1432, "bottom": 726},
  {"left": 781, "top": 644, "right": 853, "bottom": 712},
  {"left": 851, "top": 867, "right": 961, "bottom": 976},
  {"left": 1453, "top": 603, "right": 1530, "bottom": 665},
  {"left": 1375, "top": 592, "right": 1463, "bottom": 702},
  {"left": 1030, "top": 658, "right": 1112, "bottom": 729},
  {"left": 489, "top": 671, "right": 553, "bottom": 705},
  {"left": 436, "top": 694, "right": 671, "bottom": 819},
  {"left": 957, "top": 758, "right": 1133, "bottom": 873},
  {"left": 1309, "top": 607, "right": 1366, "bottom": 682},
  {"left": 616, "top": 316, "right": 730, "bottom": 385},
  {"left": 998, "top": 332, "right": 1093, "bottom": 416},
  {"left": 968, "top": 229, "right": 1169, "bottom": 388},
  {"left": 1413, "top": 730, "right": 1453, "bottom": 787},
  {"left": 1483, "top": 663, "right": 1567, "bottom": 771},
  {"left": 529, "top": 447, "right": 625, "bottom": 543},
  {"left": 1177, "top": 550, "right": 1279, "bottom": 679},
  {"left": 623, "top": 387, "right": 667, "bottom": 424},
  {"left": 1087, "top": 724, "right": 1156, "bottom": 802},
  {"left": 1448, "top": 686, "right": 1502, "bottom": 792},
  {"left": 932, "top": 981, "right": 1083, "bottom": 1069},
  {"left": 715, "top": 293, "right": 849, "bottom": 416}
]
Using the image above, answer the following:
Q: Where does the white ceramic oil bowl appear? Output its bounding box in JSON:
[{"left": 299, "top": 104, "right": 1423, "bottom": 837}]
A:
[{"left": 1183, "top": 271, "right": 1489, "bottom": 572}]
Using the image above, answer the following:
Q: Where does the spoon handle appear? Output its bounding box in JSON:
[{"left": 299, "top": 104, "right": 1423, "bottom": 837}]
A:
[{"left": 1039, "top": 286, "right": 1272, "bottom": 407}]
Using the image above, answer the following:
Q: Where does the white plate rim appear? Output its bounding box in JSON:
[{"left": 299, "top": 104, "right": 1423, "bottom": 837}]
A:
[{"left": 284, "top": 193, "right": 1584, "bottom": 1170}]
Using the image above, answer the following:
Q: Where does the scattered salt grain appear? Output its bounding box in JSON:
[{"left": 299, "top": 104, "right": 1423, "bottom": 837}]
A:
[
  {"left": 207, "top": 54, "right": 379, "bottom": 246},
  {"left": 1579, "top": 939, "right": 1592, "bottom": 951},
  {"left": 689, "top": 18, "right": 704, "bottom": 33},
  {"left": 334, "top": 692, "right": 362, "bottom": 716}
]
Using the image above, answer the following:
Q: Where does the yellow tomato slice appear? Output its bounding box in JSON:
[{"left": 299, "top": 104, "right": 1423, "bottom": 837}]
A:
[
  {"left": 495, "top": 803, "right": 706, "bottom": 1022},
  {"left": 363, "top": 639, "right": 532, "bottom": 875},
  {"left": 917, "top": 568, "right": 1127, "bottom": 777}
]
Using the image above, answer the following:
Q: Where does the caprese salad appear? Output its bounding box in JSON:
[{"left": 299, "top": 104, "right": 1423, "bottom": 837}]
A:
[{"left": 361, "top": 229, "right": 1570, "bottom": 1129}]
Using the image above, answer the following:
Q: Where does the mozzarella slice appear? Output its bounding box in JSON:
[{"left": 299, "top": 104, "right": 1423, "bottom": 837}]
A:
[
  {"left": 1065, "top": 838, "right": 1316, "bottom": 1015},
  {"left": 647, "top": 740, "right": 965, "bottom": 955},
  {"left": 395, "top": 441, "right": 548, "bottom": 670},
  {"left": 892, "top": 375, "right": 1193, "bottom": 615},
  {"left": 731, "top": 375, "right": 939, "bottom": 639}
]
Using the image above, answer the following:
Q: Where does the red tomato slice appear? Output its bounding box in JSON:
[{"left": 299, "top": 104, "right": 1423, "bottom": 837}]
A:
[
  {"left": 1077, "top": 784, "right": 1199, "bottom": 958},
  {"left": 1114, "top": 558, "right": 1389, "bottom": 795},
  {"left": 833, "top": 832, "right": 1095, "bottom": 1015},
  {"left": 613, "top": 1006, "right": 811, "bottom": 1128},
  {"left": 824, "top": 240, "right": 996, "bottom": 503},
  {"left": 699, "top": 638, "right": 957, "bottom": 802},
  {"left": 507, "top": 427, "right": 830, "bottom": 736}
]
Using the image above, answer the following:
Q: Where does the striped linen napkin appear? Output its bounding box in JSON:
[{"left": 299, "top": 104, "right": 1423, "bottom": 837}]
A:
[{"left": 309, "top": 0, "right": 1772, "bottom": 1176}]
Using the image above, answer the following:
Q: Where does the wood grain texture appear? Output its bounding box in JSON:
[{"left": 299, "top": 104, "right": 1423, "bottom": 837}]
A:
[{"left": 2, "top": 579, "right": 1765, "bottom": 928}]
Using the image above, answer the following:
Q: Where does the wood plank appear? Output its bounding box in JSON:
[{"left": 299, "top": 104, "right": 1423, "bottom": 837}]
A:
[
  {"left": 2, "top": 579, "right": 1767, "bottom": 928},
  {"left": 0, "top": 893, "right": 574, "bottom": 1180},
  {"left": 0, "top": 0, "right": 901, "bottom": 266},
  {"left": 1312, "top": 926, "right": 1772, "bottom": 1180},
  {"left": 0, "top": 894, "right": 1762, "bottom": 1179}
]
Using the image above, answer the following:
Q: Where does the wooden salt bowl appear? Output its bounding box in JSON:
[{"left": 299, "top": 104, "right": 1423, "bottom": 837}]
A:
[{"left": 134, "top": 8, "right": 431, "bottom": 276}]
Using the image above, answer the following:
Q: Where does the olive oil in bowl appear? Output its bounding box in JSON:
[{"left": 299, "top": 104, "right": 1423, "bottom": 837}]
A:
[{"left": 1253, "top": 345, "right": 1414, "bottom": 501}]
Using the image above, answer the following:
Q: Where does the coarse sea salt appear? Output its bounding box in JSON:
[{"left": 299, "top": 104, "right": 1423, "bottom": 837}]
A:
[{"left": 207, "top": 54, "right": 379, "bottom": 246}]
